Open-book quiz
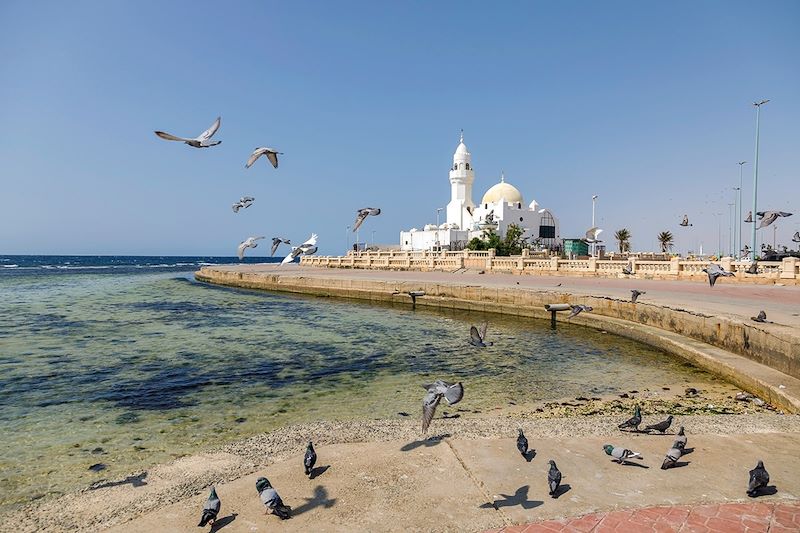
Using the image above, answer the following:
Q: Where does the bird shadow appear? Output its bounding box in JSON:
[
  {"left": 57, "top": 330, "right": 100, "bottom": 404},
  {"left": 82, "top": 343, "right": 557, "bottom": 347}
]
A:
[
  {"left": 614, "top": 460, "right": 650, "bottom": 469},
  {"left": 681, "top": 447, "right": 695, "bottom": 455},
  {"left": 309, "top": 465, "right": 330, "bottom": 480},
  {"left": 551, "top": 483, "right": 571, "bottom": 499},
  {"left": 479, "top": 485, "right": 543, "bottom": 510},
  {"left": 210, "top": 513, "right": 237, "bottom": 532},
  {"left": 669, "top": 461, "right": 691, "bottom": 469},
  {"left": 292, "top": 485, "right": 337, "bottom": 516},
  {"left": 523, "top": 450, "right": 536, "bottom": 463},
  {"left": 401, "top": 434, "right": 451, "bottom": 452},
  {"left": 88, "top": 471, "right": 148, "bottom": 491},
  {"left": 749, "top": 486, "right": 778, "bottom": 497}
]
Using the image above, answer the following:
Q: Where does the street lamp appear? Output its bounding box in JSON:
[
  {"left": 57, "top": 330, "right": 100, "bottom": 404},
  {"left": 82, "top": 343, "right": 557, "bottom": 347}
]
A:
[
  {"left": 436, "top": 207, "right": 444, "bottom": 250},
  {"left": 727, "top": 202, "right": 735, "bottom": 257},
  {"left": 737, "top": 161, "right": 747, "bottom": 256},
  {"left": 371, "top": 230, "right": 376, "bottom": 249},
  {"left": 346, "top": 225, "right": 350, "bottom": 253},
  {"left": 751, "top": 100, "right": 769, "bottom": 261},
  {"left": 591, "top": 195, "right": 598, "bottom": 257}
]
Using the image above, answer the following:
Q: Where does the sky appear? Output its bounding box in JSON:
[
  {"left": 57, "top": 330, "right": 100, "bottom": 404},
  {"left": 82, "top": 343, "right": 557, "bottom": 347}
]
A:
[{"left": 1, "top": 1, "right": 798, "bottom": 256}]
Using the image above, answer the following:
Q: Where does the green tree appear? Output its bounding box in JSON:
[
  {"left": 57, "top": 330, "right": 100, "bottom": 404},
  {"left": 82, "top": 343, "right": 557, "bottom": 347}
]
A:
[
  {"left": 657, "top": 231, "right": 674, "bottom": 253},
  {"left": 614, "top": 228, "right": 631, "bottom": 253},
  {"left": 466, "top": 224, "right": 525, "bottom": 256}
]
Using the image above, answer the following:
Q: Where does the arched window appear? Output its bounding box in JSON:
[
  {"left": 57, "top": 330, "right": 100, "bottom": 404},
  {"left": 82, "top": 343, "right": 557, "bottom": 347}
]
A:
[
  {"left": 517, "top": 202, "right": 522, "bottom": 209},
  {"left": 465, "top": 163, "right": 470, "bottom": 170}
]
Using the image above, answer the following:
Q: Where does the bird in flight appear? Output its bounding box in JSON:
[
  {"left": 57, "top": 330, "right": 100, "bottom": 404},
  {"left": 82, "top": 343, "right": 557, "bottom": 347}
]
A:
[
  {"left": 702, "top": 263, "right": 735, "bottom": 287},
  {"left": 679, "top": 215, "right": 692, "bottom": 227},
  {"left": 281, "top": 234, "right": 318, "bottom": 265},
  {"left": 631, "top": 290, "right": 646, "bottom": 303},
  {"left": 756, "top": 211, "right": 792, "bottom": 229},
  {"left": 232, "top": 196, "right": 255, "bottom": 213},
  {"left": 469, "top": 322, "right": 492, "bottom": 347},
  {"left": 237, "top": 236, "right": 265, "bottom": 260},
  {"left": 584, "top": 227, "right": 603, "bottom": 243},
  {"left": 155, "top": 116, "right": 222, "bottom": 148},
  {"left": 421, "top": 380, "right": 464, "bottom": 433},
  {"left": 246, "top": 147, "right": 283, "bottom": 169},
  {"left": 270, "top": 237, "right": 291, "bottom": 257},
  {"left": 353, "top": 208, "right": 382, "bottom": 232}
]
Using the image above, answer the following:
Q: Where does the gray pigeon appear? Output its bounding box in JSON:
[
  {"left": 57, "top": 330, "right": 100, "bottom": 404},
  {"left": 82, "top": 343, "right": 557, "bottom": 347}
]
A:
[
  {"left": 353, "top": 207, "right": 381, "bottom": 232},
  {"left": 237, "top": 236, "right": 265, "bottom": 260},
  {"left": 603, "top": 444, "right": 642, "bottom": 463},
  {"left": 246, "top": 147, "right": 282, "bottom": 169},
  {"left": 746, "top": 261, "right": 759, "bottom": 274},
  {"left": 421, "top": 380, "right": 464, "bottom": 433},
  {"left": 567, "top": 304, "right": 593, "bottom": 319},
  {"left": 304, "top": 442, "right": 316, "bottom": 478},
  {"left": 618, "top": 405, "right": 642, "bottom": 431},
  {"left": 672, "top": 426, "right": 687, "bottom": 450},
  {"left": 516, "top": 429, "right": 528, "bottom": 458},
  {"left": 271, "top": 237, "right": 291, "bottom": 257},
  {"left": 232, "top": 196, "right": 255, "bottom": 213},
  {"left": 621, "top": 262, "right": 633, "bottom": 275},
  {"left": 747, "top": 460, "right": 770, "bottom": 496},
  {"left": 702, "top": 263, "right": 735, "bottom": 287},
  {"left": 197, "top": 486, "right": 221, "bottom": 527},
  {"left": 751, "top": 310, "right": 768, "bottom": 323},
  {"left": 547, "top": 460, "right": 562, "bottom": 497},
  {"left": 756, "top": 211, "right": 792, "bottom": 229},
  {"left": 155, "top": 116, "right": 222, "bottom": 148},
  {"left": 631, "top": 289, "right": 646, "bottom": 303},
  {"left": 680, "top": 215, "right": 692, "bottom": 227},
  {"left": 661, "top": 447, "right": 682, "bottom": 470},
  {"left": 644, "top": 415, "right": 673, "bottom": 434},
  {"left": 793, "top": 231, "right": 800, "bottom": 243},
  {"left": 469, "top": 323, "right": 492, "bottom": 347},
  {"left": 744, "top": 211, "right": 753, "bottom": 223},
  {"left": 256, "top": 477, "right": 291, "bottom": 519}
]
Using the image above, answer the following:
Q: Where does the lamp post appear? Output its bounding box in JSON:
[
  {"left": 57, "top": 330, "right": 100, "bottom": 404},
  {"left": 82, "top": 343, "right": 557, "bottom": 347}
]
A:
[
  {"left": 751, "top": 100, "right": 769, "bottom": 261},
  {"left": 346, "top": 225, "right": 351, "bottom": 253},
  {"left": 737, "top": 161, "right": 746, "bottom": 256},
  {"left": 371, "top": 230, "right": 376, "bottom": 249},
  {"left": 436, "top": 207, "right": 444, "bottom": 250},
  {"left": 591, "top": 195, "right": 598, "bottom": 257},
  {"left": 727, "top": 202, "right": 735, "bottom": 257}
]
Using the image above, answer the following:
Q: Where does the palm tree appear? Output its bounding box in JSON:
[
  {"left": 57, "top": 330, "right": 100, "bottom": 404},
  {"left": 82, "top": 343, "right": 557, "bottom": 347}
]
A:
[
  {"left": 657, "top": 231, "right": 674, "bottom": 253},
  {"left": 614, "top": 228, "right": 631, "bottom": 253}
]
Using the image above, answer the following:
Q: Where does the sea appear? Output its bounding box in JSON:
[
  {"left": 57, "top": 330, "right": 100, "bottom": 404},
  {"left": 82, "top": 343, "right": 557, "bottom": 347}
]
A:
[{"left": 0, "top": 255, "right": 726, "bottom": 512}]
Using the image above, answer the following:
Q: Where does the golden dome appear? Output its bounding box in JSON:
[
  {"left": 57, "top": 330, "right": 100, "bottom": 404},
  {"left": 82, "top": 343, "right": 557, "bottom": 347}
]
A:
[{"left": 481, "top": 177, "right": 523, "bottom": 205}]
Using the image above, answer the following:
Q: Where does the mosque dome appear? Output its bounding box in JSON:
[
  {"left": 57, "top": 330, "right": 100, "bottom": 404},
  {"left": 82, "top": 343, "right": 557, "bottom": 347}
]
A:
[{"left": 481, "top": 174, "right": 523, "bottom": 205}]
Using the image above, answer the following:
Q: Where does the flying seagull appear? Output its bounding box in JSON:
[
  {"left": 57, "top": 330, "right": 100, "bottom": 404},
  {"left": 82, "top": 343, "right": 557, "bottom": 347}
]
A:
[
  {"left": 584, "top": 226, "right": 603, "bottom": 243},
  {"left": 304, "top": 442, "right": 317, "bottom": 479},
  {"left": 792, "top": 231, "right": 800, "bottom": 243},
  {"left": 618, "top": 405, "right": 642, "bottom": 432},
  {"left": 756, "top": 211, "right": 792, "bottom": 229},
  {"left": 621, "top": 262, "right": 633, "bottom": 275},
  {"left": 702, "top": 263, "right": 735, "bottom": 287},
  {"left": 680, "top": 215, "right": 692, "bottom": 227},
  {"left": 271, "top": 237, "right": 291, "bottom": 257},
  {"left": 232, "top": 196, "right": 255, "bottom": 213},
  {"left": 644, "top": 415, "right": 673, "bottom": 434},
  {"left": 281, "top": 234, "right": 318, "bottom": 265},
  {"left": 246, "top": 147, "right": 282, "bottom": 169},
  {"left": 516, "top": 429, "right": 528, "bottom": 458},
  {"left": 631, "top": 289, "right": 646, "bottom": 303},
  {"left": 567, "top": 304, "right": 592, "bottom": 319},
  {"left": 469, "top": 322, "right": 492, "bottom": 347},
  {"left": 197, "top": 486, "right": 221, "bottom": 527},
  {"left": 238, "top": 236, "right": 265, "bottom": 260},
  {"left": 747, "top": 460, "right": 770, "bottom": 497},
  {"left": 256, "top": 477, "right": 291, "bottom": 519},
  {"left": 154, "top": 116, "right": 221, "bottom": 148},
  {"left": 673, "top": 426, "right": 687, "bottom": 451},
  {"left": 603, "top": 444, "right": 643, "bottom": 464},
  {"left": 751, "top": 310, "right": 768, "bottom": 323},
  {"left": 744, "top": 211, "right": 753, "bottom": 223},
  {"left": 421, "top": 380, "right": 464, "bottom": 434},
  {"left": 547, "top": 460, "right": 562, "bottom": 497},
  {"left": 661, "top": 446, "right": 682, "bottom": 470},
  {"left": 353, "top": 207, "right": 381, "bottom": 232}
]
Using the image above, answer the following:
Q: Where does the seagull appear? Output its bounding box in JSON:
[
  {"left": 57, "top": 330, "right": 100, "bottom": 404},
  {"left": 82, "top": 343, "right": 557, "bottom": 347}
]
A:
[
  {"left": 567, "top": 304, "right": 592, "bottom": 319},
  {"left": 246, "top": 147, "right": 282, "bottom": 169},
  {"left": 304, "top": 442, "right": 317, "bottom": 479},
  {"left": 547, "top": 460, "right": 562, "bottom": 497},
  {"left": 516, "top": 429, "right": 528, "bottom": 458},
  {"left": 661, "top": 447, "right": 682, "bottom": 470},
  {"left": 680, "top": 215, "right": 692, "bottom": 227},
  {"left": 352, "top": 208, "right": 382, "bottom": 232},
  {"left": 792, "top": 231, "right": 800, "bottom": 243},
  {"left": 421, "top": 380, "right": 464, "bottom": 434},
  {"left": 644, "top": 415, "right": 673, "bottom": 434},
  {"left": 584, "top": 226, "right": 603, "bottom": 243},
  {"left": 747, "top": 460, "right": 770, "bottom": 497},
  {"left": 281, "top": 234, "right": 318, "bottom": 265},
  {"left": 673, "top": 426, "right": 687, "bottom": 451},
  {"left": 232, "top": 196, "right": 255, "bottom": 213},
  {"left": 702, "top": 263, "right": 735, "bottom": 287},
  {"left": 757, "top": 211, "right": 792, "bottom": 229},
  {"left": 631, "top": 289, "right": 646, "bottom": 303},
  {"left": 621, "top": 262, "right": 633, "bottom": 275},
  {"left": 256, "top": 477, "right": 291, "bottom": 519},
  {"left": 751, "top": 310, "right": 768, "bottom": 323},
  {"left": 744, "top": 211, "right": 753, "bottom": 223},
  {"left": 603, "top": 444, "right": 643, "bottom": 464},
  {"left": 271, "top": 237, "right": 291, "bottom": 257},
  {"left": 154, "top": 116, "right": 221, "bottom": 148},
  {"left": 469, "top": 322, "right": 492, "bottom": 347},
  {"left": 197, "top": 486, "right": 221, "bottom": 527},
  {"left": 238, "top": 236, "right": 265, "bottom": 260},
  {"left": 618, "top": 405, "right": 642, "bottom": 432}
]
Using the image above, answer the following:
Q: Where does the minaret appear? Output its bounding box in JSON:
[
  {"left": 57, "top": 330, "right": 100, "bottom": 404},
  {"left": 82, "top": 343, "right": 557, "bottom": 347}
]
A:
[{"left": 446, "top": 130, "right": 475, "bottom": 230}]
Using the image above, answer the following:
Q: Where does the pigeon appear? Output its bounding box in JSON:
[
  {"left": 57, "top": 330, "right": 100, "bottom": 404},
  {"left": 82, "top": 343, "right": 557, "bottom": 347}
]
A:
[
  {"left": 751, "top": 310, "right": 768, "bottom": 323},
  {"left": 352, "top": 208, "right": 381, "bottom": 232},
  {"left": 644, "top": 415, "right": 674, "bottom": 434},
  {"left": 746, "top": 261, "right": 759, "bottom": 274},
  {"left": 672, "top": 426, "right": 687, "bottom": 450},
  {"left": 238, "top": 236, "right": 265, "bottom": 260},
  {"left": 744, "top": 211, "right": 753, "bottom": 223},
  {"left": 793, "top": 231, "right": 800, "bottom": 243},
  {"left": 631, "top": 290, "right": 646, "bottom": 303},
  {"left": 621, "top": 262, "right": 633, "bottom": 275},
  {"left": 281, "top": 234, "right": 318, "bottom": 265},
  {"left": 303, "top": 442, "right": 316, "bottom": 479},
  {"left": 246, "top": 147, "right": 282, "bottom": 169},
  {"left": 270, "top": 237, "right": 291, "bottom": 257},
  {"left": 603, "top": 444, "right": 643, "bottom": 464},
  {"left": 256, "top": 477, "right": 291, "bottom": 519},
  {"left": 680, "top": 215, "right": 692, "bottom": 227},
  {"left": 469, "top": 322, "right": 492, "bottom": 347},
  {"left": 232, "top": 196, "right": 255, "bottom": 213},
  {"left": 584, "top": 227, "right": 603, "bottom": 243},
  {"left": 197, "top": 486, "right": 221, "bottom": 527},
  {"left": 756, "top": 211, "right": 792, "bottom": 229},
  {"left": 747, "top": 460, "right": 770, "bottom": 496},
  {"left": 702, "top": 263, "right": 735, "bottom": 287},
  {"left": 567, "top": 304, "right": 593, "bottom": 319},
  {"left": 547, "top": 460, "right": 562, "bottom": 497},
  {"left": 421, "top": 380, "right": 464, "bottom": 433},
  {"left": 155, "top": 116, "right": 222, "bottom": 148},
  {"left": 516, "top": 429, "right": 528, "bottom": 458},
  {"left": 618, "top": 405, "right": 642, "bottom": 431},
  {"left": 661, "top": 447, "right": 682, "bottom": 470}
]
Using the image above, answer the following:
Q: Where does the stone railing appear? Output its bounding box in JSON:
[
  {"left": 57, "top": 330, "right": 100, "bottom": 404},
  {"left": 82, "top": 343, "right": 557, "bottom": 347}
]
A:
[{"left": 300, "top": 250, "right": 799, "bottom": 283}]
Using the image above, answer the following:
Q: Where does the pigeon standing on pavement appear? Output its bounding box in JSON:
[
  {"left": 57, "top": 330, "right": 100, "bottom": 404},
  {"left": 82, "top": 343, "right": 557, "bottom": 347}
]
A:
[
  {"left": 352, "top": 208, "right": 382, "bottom": 232},
  {"left": 469, "top": 323, "right": 492, "bottom": 347},
  {"left": 516, "top": 429, "right": 528, "bottom": 458},
  {"left": 703, "top": 263, "right": 735, "bottom": 287},
  {"left": 256, "top": 477, "right": 291, "bottom": 519},
  {"left": 746, "top": 261, "right": 759, "bottom": 275},
  {"left": 673, "top": 426, "right": 687, "bottom": 451},
  {"left": 304, "top": 442, "right": 317, "bottom": 479},
  {"left": 567, "top": 304, "right": 593, "bottom": 319},
  {"left": 603, "top": 444, "right": 643, "bottom": 464},
  {"left": 747, "top": 460, "right": 770, "bottom": 497},
  {"left": 197, "top": 486, "right": 221, "bottom": 527},
  {"left": 631, "top": 290, "right": 646, "bottom": 303},
  {"left": 644, "top": 415, "right": 674, "bottom": 434},
  {"left": 421, "top": 380, "right": 464, "bottom": 433},
  {"left": 547, "top": 460, "right": 562, "bottom": 497},
  {"left": 751, "top": 310, "right": 768, "bottom": 323},
  {"left": 618, "top": 405, "right": 642, "bottom": 432},
  {"left": 246, "top": 147, "right": 283, "bottom": 169},
  {"left": 155, "top": 116, "right": 222, "bottom": 148},
  {"left": 661, "top": 447, "right": 683, "bottom": 470}
]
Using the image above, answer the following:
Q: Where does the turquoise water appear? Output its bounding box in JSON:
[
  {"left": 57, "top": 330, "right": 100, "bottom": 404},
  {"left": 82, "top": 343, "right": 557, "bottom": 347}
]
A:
[{"left": 0, "top": 259, "right": 727, "bottom": 511}]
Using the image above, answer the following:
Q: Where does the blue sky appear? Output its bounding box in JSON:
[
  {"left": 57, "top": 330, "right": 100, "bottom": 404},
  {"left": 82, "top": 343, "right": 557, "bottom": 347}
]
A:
[{"left": 1, "top": 1, "right": 798, "bottom": 256}]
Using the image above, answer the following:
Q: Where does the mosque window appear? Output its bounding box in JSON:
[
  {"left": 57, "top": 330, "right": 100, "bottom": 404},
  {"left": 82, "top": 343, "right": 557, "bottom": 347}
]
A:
[
  {"left": 466, "top": 163, "right": 470, "bottom": 170},
  {"left": 517, "top": 202, "right": 522, "bottom": 209},
  {"left": 520, "top": 217, "right": 524, "bottom": 222}
]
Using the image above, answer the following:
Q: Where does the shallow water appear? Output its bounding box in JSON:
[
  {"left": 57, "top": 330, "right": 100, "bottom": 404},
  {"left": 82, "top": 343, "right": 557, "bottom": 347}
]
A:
[{"left": 0, "top": 258, "right": 731, "bottom": 511}]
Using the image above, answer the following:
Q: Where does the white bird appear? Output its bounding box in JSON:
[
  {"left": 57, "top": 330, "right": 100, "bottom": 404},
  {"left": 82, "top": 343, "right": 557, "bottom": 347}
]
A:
[
  {"left": 756, "top": 211, "right": 792, "bottom": 229},
  {"left": 585, "top": 227, "right": 603, "bottom": 243},
  {"left": 154, "top": 117, "right": 222, "bottom": 148},
  {"left": 237, "top": 236, "right": 265, "bottom": 260},
  {"left": 281, "top": 234, "right": 318, "bottom": 265},
  {"left": 232, "top": 196, "right": 255, "bottom": 213},
  {"left": 352, "top": 208, "right": 382, "bottom": 232},
  {"left": 246, "top": 147, "right": 282, "bottom": 169}
]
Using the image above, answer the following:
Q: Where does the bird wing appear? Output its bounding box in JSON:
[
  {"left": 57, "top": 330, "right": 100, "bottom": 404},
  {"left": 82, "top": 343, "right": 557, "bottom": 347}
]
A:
[
  {"left": 246, "top": 148, "right": 266, "bottom": 168},
  {"left": 567, "top": 305, "right": 581, "bottom": 318},
  {"left": 470, "top": 325, "right": 482, "bottom": 345},
  {"left": 154, "top": 131, "right": 193, "bottom": 142},
  {"left": 237, "top": 241, "right": 248, "bottom": 260},
  {"left": 479, "top": 322, "right": 488, "bottom": 342},
  {"left": 232, "top": 203, "right": 240, "bottom": 213},
  {"left": 280, "top": 250, "right": 297, "bottom": 265},
  {"left": 444, "top": 382, "right": 464, "bottom": 405},
  {"left": 196, "top": 117, "right": 221, "bottom": 141},
  {"left": 368, "top": 207, "right": 381, "bottom": 216},
  {"left": 422, "top": 391, "right": 442, "bottom": 433},
  {"left": 778, "top": 212, "right": 793, "bottom": 217},
  {"left": 352, "top": 210, "right": 369, "bottom": 232},
  {"left": 271, "top": 239, "right": 280, "bottom": 256},
  {"left": 302, "top": 233, "right": 318, "bottom": 247},
  {"left": 266, "top": 151, "right": 279, "bottom": 168},
  {"left": 757, "top": 213, "right": 777, "bottom": 228}
]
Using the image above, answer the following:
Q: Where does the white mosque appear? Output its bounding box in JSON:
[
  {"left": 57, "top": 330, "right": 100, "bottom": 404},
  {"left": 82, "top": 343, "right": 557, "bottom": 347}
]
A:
[{"left": 400, "top": 133, "right": 561, "bottom": 251}]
